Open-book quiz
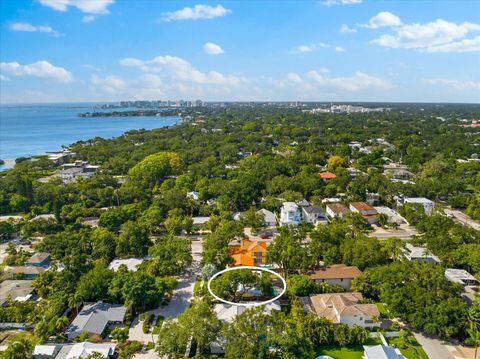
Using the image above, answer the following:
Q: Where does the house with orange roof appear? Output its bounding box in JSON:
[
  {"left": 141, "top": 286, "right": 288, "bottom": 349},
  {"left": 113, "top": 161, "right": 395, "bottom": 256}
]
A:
[
  {"left": 229, "top": 239, "right": 267, "bottom": 266},
  {"left": 319, "top": 172, "right": 337, "bottom": 181}
]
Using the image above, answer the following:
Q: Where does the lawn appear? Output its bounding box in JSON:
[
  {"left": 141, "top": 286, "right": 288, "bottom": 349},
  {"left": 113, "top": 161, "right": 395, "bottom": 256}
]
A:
[
  {"left": 315, "top": 338, "right": 381, "bottom": 359},
  {"left": 387, "top": 336, "right": 428, "bottom": 359}
]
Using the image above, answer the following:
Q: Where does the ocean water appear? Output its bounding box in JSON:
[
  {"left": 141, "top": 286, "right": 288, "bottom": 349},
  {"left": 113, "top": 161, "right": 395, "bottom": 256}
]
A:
[{"left": 0, "top": 103, "right": 179, "bottom": 169}]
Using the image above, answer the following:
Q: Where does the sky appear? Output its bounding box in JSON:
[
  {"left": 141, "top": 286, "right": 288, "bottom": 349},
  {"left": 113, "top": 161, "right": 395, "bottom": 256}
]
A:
[{"left": 0, "top": 0, "right": 479, "bottom": 104}]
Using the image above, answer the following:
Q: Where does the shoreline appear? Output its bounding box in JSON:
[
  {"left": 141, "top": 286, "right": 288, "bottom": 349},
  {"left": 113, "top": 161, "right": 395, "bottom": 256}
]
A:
[{"left": 0, "top": 115, "right": 182, "bottom": 171}]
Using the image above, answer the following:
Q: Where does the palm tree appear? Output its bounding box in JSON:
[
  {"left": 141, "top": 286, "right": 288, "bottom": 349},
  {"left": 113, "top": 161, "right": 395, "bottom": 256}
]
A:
[{"left": 466, "top": 329, "right": 480, "bottom": 359}]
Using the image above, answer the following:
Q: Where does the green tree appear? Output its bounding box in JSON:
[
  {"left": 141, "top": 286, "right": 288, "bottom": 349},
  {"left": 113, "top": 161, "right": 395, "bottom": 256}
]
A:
[
  {"left": 116, "top": 221, "right": 150, "bottom": 257},
  {"left": 128, "top": 152, "right": 182, "bottom": 189}
]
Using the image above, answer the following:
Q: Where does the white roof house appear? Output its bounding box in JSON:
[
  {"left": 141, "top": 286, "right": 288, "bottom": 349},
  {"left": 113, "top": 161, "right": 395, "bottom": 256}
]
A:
[
  {"left": 108, "top": 258, "right": 144, "bottom": 272},
  {"left": 192, "top": 216, "right": 210, "bottom": 225},
  {"left": 187, "top": 191, "right": 200, "bottom": 201},
  {"left": 55, "top": 342, "right": 116, "bottom": 359},
  {"left": 404, "top": 244, "right": 440, "bottom": 264},
  {"left": 445, "top": 268, "right": 479, "bottom": 286},
  {"left": 280, "top": 202, "right": 301, "bottom": 225},
  {"left": 33, "top": 344, "right": 59, "bottom": 358},
  {"left": 363, "top": 345, "right": 405, "bottom": 359},
  {"left": 214, "top": 301, "right": 281, "bottom": 323},
  {"left": 403, "top": 197, "right": 435, "bottom": 215}
]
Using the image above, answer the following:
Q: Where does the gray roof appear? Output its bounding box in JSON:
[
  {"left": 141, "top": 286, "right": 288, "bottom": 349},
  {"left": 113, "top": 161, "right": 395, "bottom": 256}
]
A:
[
  {"left": 66, "top": 302, "right": 126, "bottom": 337},
  {"left": 303, "top": 205, "right": 325, "bottom": 215},
  {"left": 0, "top": 280, "right": 34, "bottom": 306}
]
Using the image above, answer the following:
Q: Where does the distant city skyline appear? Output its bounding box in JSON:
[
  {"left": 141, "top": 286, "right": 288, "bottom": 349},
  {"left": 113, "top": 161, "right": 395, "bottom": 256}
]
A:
[{"left": 0, "top": 0, "right": 479, "bottom": 104}]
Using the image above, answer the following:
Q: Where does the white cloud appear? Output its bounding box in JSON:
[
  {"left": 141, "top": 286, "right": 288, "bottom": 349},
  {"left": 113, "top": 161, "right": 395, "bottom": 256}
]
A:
[
  {"left": 39, "top": 0, "right": 114, "bottom": 14},
  {"left": 9, "top": 22, "right": 59, "bottom": 36},
  {"left": 161, "top": 4, "right": 231, "bottom": 22},
  {"left": 0, "top": 74, "right": 9, "bottom": 81},
  {"left": 335, "top": 46, "right": 346, "bottom": 52},
  {"left": 120, "top": 55, "right": 245, "bottom": 86},
  {"left": 82, "top": 15, "right": 96, "bottom": 23},
  {"left": 423, "top": 79, "right": 480, "bottom": 90},
  {"left": 372, "top": 19, "right": 480, "bottom": 52},
  {"left": 291, "top": 42, "right": 329, "bottom": 54},
  {"left": 340, "top": 24, "right": 357, "bottom": 33},
  {"left": 307, "top": 71, "right": 391, "bottom": 91},
  {"left": 322, "top": 0, "right": 362, "bottom": 6},
  {"left": 203, "top": 42, "right": 224, "bottom": 55},
  {"left": 364, "top": 11, "right": 402, "bottom": 29},
  {"left": 0, "top": 60, "right": 73, "bottom": 82}
]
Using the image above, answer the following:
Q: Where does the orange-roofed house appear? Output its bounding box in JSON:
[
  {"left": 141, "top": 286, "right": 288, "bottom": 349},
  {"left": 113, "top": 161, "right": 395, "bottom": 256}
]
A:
[
  {"left": 229, "top": 240, "right": 267, "bottom": 266},
  {"left": 319, "top": 172, "right": 337, "bottom": 181}
]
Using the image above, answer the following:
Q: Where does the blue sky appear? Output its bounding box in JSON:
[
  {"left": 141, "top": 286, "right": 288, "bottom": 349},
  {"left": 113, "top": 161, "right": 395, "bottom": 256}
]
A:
[{"left": 0, "top": 0, "right": 479, "bottom": 103}]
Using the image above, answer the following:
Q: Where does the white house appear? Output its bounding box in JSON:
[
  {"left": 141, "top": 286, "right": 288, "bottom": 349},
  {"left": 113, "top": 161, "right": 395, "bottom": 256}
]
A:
[
  {"left": 187, "top": 191, "right": 200, "bottom": 201},
  {"left": 299, "top": 292, "right": 379, "bottom": 328},
  {"left": 257, "top": 209, "right": 277, "bottom": 226},
  {"left": 445, "top": 268, "right": 479, "bottom": 286},
  {"left": 54, "top": 342, "right": 116, "bottom": 359},
  {"left": 404, "top": 244, "right": 440, "bottom": 264},
  {"left": 108, "top": 258, "right": 145, "bottom": 272},
  {"left": 326, "top": 203, "right": 350, "bottom": 219},
  {"left": 280, "top": 202, "right": 301, "bottom": 225},
  {"left": 403, "top": 197, "right": 435, "bottom": 215}
]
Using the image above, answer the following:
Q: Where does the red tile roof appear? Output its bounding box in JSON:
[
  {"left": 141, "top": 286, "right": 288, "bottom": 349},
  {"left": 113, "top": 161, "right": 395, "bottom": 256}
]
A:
[{"left": 319, "top": 172, "right": 337, "bottom": 179}]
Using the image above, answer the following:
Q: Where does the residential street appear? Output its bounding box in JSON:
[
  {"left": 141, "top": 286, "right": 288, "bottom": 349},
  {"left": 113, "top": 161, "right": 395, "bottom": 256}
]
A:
[
  {"left": 413, "top": 331, "right": 454, "bottom": 359},
  {"left": 444, "top": 208, "right": 480, "bottom": 231},
  {"left": 132, "top": 238, "right": 203, "bottom": 358}
]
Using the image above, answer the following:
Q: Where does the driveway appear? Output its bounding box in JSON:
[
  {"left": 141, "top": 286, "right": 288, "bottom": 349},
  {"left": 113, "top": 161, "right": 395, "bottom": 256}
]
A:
[
  {"left": 157, "top": 238, "right": 202, "bottom": 318},
  {"left": 413, "top": 331, "right": 454, "bottom": 359},
  {"left": 132, "top": 238, "right": 203, "bottom": 359}
]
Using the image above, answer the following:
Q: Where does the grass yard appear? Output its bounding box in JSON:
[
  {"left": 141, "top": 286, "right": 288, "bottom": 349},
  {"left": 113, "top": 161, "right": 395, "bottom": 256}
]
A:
[
  {"left": 315, "top": 338, "right": 381, "bottom": 359},
  {"left": 387, "top": 336, "right": 428, "bottom": 359}
]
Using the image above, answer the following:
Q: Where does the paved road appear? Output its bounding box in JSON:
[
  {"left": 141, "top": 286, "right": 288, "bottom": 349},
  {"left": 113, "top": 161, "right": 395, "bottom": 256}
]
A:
[
  {"left": 413, "top": 331, "right": 454, "bottom": 359},
  {"left": 444, "top": 208, "right": 480, "bottom": 231},
  {"left": 132, "top": 238, "right": 203, "bottom": 359}
]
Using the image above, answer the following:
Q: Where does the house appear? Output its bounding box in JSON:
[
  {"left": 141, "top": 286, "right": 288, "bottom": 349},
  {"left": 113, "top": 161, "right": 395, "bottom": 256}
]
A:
[
  {"left": 383, "top": 163, "right": 413, "bottom": 179},
  {"left": 319, "top": 172, "right": 337, "bottom": 181},
  {"left": 214, "top": 301, "right": 280, "bottom": 323},
  {"left": 25, "top": 252, "right": 51, "bottom": 267},
  {"left": 349, "top": 202, "right": 378, "bottom": 224},
  {"left": 46, "top": 150, "right": 75, "bottom": 165},
  {"left": 257, "top": 209, "right": 277, "bottom": 227},
  {"left": 65, "top": 302, "right": 127, "bottom": 339},
  {"left": 58, "top": 160, "right": 99, "bottom": 183},
  {"left": 54, "top": 342, "right": 116, "bottom": 359},
  {"left": 363, "top": 345, "right": 405, "bottom": 359},
  {"left": 192, "top": 216, "right": 210, "bottom": 226},
  {"left": 308, "top": 264, "right": 362, "bottom": 290},
  {"left": 0, "top": 280, "right": 35, "bottom": 306},
  {"left": 299, "top": 292, "right": 379, "bottom": 328},
  {"left": 403, "top": 197, "right": 435, "bottom": 215},
  {"left": 229, "top": 239, "right": 267, "bottom": 266},
  {"left": 403, "top": 244, "right": 440, "bottom": 264},
  {"left": 302, "top": 205, "right": 328, "bottom": 225},
  {"left": 187, "top": 191, "right": 200, "bottom": 201},
  {"left": 326, "top": 203, "right": 350, "bottom": 219},
  {"left": 108, "top": 258, "right": 144, "bottom": 272},
  {"left": 297, "top": 199, "right": 310, "bottom": 207},
  {"left": 366, "top": 192, "right": 380, "bottom": 206},
  {"left": 445, "top": 268, "right": 479, "bottom": 286},
  {"left": 280, "top": 202, "right": 301, "bottom": 225},
  {"left": 8, "top": 266, "right": 45, "bottom": 278},
  {"left": 32, "top": 344, "right": 59, "bottom": 359}
]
